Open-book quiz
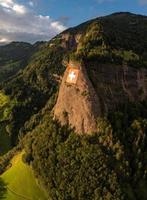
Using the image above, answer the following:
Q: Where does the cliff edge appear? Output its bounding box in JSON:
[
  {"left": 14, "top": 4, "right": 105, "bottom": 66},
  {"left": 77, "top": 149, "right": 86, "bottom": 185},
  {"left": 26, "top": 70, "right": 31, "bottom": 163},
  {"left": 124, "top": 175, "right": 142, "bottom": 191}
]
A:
[{"left": 54, "top": 60, "right": 101, "bottom": 134}]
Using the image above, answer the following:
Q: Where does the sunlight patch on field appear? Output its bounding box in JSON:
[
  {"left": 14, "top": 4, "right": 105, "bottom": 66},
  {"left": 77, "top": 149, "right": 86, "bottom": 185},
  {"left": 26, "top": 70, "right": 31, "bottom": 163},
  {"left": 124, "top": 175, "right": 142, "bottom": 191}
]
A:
[
  {"left": 0, "top": 92, "right": 9, "bottom": 109},
  {"left": 1, "top": 151, "right": 48, "bottom": 200}
]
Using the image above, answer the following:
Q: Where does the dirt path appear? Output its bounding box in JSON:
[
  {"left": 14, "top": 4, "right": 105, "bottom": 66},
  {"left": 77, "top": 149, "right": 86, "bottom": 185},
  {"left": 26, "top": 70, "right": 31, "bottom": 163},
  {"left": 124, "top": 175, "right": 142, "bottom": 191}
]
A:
[{"left": 7, "top": 186, "right": 32, "bottom": 200}]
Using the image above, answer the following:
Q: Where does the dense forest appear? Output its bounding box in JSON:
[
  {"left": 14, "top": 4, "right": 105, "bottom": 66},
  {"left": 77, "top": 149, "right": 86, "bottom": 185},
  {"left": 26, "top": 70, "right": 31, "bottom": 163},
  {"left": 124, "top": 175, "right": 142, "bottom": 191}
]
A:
[{"left": 1, "top": 12, "right": 147, "bottom": 199}]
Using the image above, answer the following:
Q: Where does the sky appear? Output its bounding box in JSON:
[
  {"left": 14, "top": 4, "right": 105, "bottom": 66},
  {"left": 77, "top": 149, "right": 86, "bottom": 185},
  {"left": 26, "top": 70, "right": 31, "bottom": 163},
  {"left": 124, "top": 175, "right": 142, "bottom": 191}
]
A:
[{"left": 0, "top": 0, "right": 147, "bottom": 44}]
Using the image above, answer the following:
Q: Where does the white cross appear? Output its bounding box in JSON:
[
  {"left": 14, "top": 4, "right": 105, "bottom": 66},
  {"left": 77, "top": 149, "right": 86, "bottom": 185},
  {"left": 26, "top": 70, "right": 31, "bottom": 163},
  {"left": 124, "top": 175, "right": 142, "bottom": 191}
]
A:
[{"left": 69, "top": 71, "right": 76, "bottom": 81}]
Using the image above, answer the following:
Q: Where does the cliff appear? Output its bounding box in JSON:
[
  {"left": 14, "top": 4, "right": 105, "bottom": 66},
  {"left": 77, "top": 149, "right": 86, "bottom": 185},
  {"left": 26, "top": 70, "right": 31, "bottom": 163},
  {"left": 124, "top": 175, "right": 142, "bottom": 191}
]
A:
[
  {"left": 2, "top": 12, "right": 147, "bottom": 200},
  {"left": 54, "top": 60, "right": 101, "bottom": 134},
  {"left": 54, "top": 60, "right": 147, "bottom": 133},
  {"left": 2, "top": 12, "right": 147, "bottom": 139},
  {"left": 53, "top": 12, "right": 147, "bottom": 133}
]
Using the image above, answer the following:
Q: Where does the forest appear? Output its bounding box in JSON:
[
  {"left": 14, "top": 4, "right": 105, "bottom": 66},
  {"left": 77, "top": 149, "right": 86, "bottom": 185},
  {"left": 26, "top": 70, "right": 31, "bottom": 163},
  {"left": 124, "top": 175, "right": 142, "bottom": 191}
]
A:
[{"left": 1, "top": 12, "right": 147, "bottom": 200}]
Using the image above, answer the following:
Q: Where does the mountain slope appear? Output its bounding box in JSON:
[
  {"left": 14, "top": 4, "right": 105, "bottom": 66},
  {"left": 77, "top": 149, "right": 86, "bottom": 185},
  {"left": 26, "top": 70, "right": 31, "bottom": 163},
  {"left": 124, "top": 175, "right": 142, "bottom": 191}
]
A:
[
  {"left": 0, "top": 42, "right": 36, "bottom": 84},
  {"left": 1, "top": 12, "right": 147, "bottom": 200},
  {"left": 21, "top": 12, "right": 147, "bottom": 200},
  {"left": 1, "top": 151, "right": 47, "bottom": 200},
  {"left": 2, "top": 12, "right": 147, "bottom": 143}
]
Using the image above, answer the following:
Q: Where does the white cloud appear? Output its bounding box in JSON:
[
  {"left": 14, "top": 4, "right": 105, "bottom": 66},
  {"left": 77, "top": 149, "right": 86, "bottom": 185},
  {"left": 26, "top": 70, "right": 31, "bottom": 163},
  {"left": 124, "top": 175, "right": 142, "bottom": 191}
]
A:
[
  {"left": 0, "top": 0, "right": 27, "bottom": 14},
  {"left": 0, "top": 0, "right": 66, "bottom": 44},
  {"left": 51, "top": 21, "right": 67, "bottom": 32},
  {"left": 0, "top": 37, "right": 10, "bottom": 43},
  {"left": 12, "top": 4, "right": 27, "bottom": 14},
  {"left": 0, "top": 0, "right": 13, "bottom": 8}
]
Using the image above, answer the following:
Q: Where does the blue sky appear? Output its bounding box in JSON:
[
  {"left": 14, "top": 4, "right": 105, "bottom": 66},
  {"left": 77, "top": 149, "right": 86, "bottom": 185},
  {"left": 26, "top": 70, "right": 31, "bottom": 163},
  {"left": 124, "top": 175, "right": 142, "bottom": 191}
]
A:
[
  {"left": 0, "top": 0, "right": 147, "bottom": 44},
  {"left": 31, "top": 0, "right": 147, "bottom": 26}
]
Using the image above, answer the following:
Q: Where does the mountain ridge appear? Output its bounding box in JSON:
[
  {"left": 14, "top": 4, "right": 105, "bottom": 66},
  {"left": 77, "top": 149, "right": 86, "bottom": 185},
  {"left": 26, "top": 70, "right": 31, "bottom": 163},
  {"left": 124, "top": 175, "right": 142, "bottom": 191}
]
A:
[
  {"left": 0, "top": 11, "right": 147, "bottom": 148},
  {"left": 0, "top": 11, "right": 147, "bottom": 145},
  {"left": 1, "top": 12, "right": 147, "bottom": 200}
]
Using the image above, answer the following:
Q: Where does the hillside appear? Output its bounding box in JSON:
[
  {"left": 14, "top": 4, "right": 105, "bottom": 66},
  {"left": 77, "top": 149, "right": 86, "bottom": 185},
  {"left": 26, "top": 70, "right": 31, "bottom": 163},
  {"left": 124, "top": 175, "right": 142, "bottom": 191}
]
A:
[
  {"left": 2, "top": 12, "right": 147, "bottom": 140},
  {"left": 1, "top": 12, "right": 147, "bottom": 200},
  {"left": 0, "top": 42, "right": 37, "bottom": 84},
  {"left": 0, "top": 151, "right": 47, "bottom": 200}
]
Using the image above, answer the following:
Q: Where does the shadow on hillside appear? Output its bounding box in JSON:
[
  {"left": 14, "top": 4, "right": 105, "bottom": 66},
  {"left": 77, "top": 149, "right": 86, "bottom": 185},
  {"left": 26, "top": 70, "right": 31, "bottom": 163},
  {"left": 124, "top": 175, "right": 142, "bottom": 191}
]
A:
[{"left": 0, "top": 178, "right": 7, "bottom": 199}]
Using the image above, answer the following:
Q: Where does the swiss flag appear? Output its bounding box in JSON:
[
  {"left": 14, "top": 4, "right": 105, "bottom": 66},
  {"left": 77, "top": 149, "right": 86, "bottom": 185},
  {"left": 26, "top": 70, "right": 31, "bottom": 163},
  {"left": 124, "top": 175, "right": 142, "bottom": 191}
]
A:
[{"left": 66, "top": 68, "right": 79, "bottom": 84}]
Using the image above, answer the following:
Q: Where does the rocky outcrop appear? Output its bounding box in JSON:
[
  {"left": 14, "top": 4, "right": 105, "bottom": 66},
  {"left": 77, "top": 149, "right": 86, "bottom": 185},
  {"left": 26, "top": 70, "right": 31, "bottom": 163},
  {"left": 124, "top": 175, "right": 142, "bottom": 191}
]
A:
[
  {"left": 54, "top": 60, "right": 101, "bottom": 134},
  {"left": 54, "top": 60, "right": 147, "bottom": 134},
  {"left": 61, "top": 33, "right": 82, "bottom": 50},
  {"left": 53, "top": 12, "right": 147, "bottom": 134},
  {"left": 86, "top": 63, "right": 147, "bottom": 113}
]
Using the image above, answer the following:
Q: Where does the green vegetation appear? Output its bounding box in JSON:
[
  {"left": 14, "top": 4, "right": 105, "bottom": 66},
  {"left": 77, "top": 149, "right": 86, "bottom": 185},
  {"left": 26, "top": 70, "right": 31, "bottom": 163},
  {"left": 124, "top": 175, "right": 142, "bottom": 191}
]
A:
[
  {"left": 1, "top": 12, "right": 147, "bottom": 200},
  {"left": 0, "top": 91, "right": 16, "bottom": 122},
  {"left": 0, "top": 42, "right": 35, "bottom": 83},
  {"left": 0, "top": 91, "right": 11, "bottom": 155},
  {"left": 0, "top": 177, "right": 7, "bottom": 199},
  {"left": 22, "top": 105, "right": 147, "bottom": 200},
  {"left": 2, "top": 12, "right": 147, "bottom": 149},
  {"left": 0, "top": 92, "right": 9, "bottom": 109},
  {"left": 0, "top": 151, "right": 47, "bottom": 200},
  {"left": 0, "top": 122, "right": 11, "bottom": 156},
  {"left": 1, "top": 42, "right": 65, "bottom": 146},
  {"left": 74, "top": 13, "right": 147, "bottom": 68}
]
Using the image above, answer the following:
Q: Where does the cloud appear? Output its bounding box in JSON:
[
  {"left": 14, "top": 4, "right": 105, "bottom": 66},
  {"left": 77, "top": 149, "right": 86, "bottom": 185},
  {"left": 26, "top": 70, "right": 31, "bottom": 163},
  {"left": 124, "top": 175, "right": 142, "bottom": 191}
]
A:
[
  {"left": 0, "top": 37, "right": 11, "bottom": 43},
  {"left": 0, "top": 0, "right": 66, "bottom": 44},
  {"left": 0, "top": 0, "right": 27, "bottom": 14}
]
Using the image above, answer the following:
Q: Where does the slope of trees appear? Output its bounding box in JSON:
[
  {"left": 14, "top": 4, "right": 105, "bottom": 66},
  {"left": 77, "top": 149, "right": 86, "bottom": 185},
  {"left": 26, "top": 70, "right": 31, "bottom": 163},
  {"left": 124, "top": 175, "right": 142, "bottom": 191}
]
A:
[
  {"left": 0, "top": 42, "right": 36, "bottom": 83},
  {"left": 0, "top": 178, "right": 7, "bottom": 199},
  {"left": 1, "top": 12, "right": 147, "bottom": 200},
  {"left": 22, "top": 99, "right": 147, "bottom": 200}
]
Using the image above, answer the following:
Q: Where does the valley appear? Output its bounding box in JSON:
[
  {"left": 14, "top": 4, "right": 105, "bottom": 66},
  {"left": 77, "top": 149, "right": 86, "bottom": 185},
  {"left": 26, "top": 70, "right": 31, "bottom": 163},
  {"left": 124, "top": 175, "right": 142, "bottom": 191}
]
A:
[{"left": 0, "top": 12, "right": 147, "bottom": 200}]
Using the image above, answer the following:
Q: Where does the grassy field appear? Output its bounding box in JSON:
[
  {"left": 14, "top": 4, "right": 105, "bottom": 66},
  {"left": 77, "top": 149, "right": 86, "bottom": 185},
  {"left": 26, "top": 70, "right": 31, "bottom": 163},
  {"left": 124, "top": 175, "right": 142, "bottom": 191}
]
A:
[{"left": 1, "top": 151, "right": 48, "bottom": 200}]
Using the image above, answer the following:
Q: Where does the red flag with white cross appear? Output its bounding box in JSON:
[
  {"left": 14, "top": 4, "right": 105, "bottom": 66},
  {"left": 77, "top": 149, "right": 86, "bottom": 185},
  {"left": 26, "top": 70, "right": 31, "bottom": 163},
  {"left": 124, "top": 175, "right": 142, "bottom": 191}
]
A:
[{"left": 66, "top": 68, "right": 79, "bottom": 84}]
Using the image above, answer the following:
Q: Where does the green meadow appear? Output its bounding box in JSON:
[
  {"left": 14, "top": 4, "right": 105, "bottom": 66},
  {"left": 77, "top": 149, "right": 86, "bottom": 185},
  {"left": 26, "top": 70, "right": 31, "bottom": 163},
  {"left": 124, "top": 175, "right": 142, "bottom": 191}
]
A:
[{"left": 1, "top": 151, "right": 48, "bottom": 200}]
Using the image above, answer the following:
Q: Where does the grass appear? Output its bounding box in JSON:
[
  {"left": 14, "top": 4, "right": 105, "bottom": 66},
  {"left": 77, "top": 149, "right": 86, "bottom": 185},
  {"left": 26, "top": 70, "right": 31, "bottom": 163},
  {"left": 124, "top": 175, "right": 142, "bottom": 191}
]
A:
[
  {"left": 0, "top": 91, "right": 10, "bottom": 122},
  {"left": 0, "top": 91, "right": 13, "bottom": 156},
  {"left": 0, "top": 91, "right": 11, "bottom": 156},
  {"left": 0, "top": 92, "right": 9, "bottom": 109},
  {"left": 1, "top": 151, "right": 48, "bottom": 200}
]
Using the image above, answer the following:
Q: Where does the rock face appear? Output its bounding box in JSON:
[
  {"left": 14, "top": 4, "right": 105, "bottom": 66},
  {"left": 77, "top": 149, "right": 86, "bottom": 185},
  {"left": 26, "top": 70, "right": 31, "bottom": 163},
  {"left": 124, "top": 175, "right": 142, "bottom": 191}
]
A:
[
  {"left": 87, "top": 63, "right": 147, "bottom": 113},
  {"left": 54, "top": 60, "right": 101, "bottom": 134},
  {"left": 61, "top": 33, "right": 82, "bottom": 50},
  {"left": 53, "top": 12, "right": 147, "bottom": 134},
  {"left": 54, "top": 60, "right": 147, "bottom": 134}
]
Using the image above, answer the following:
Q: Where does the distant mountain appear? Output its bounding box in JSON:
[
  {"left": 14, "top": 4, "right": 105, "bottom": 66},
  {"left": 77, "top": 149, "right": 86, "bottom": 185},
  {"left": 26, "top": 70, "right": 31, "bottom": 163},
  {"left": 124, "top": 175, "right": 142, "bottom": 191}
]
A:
[
  {"left": 0, "top": 42, "right": 42, "bottom": 84},
  {"left": 1, "top": 12, "right": 147, "bottom": 200}
]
